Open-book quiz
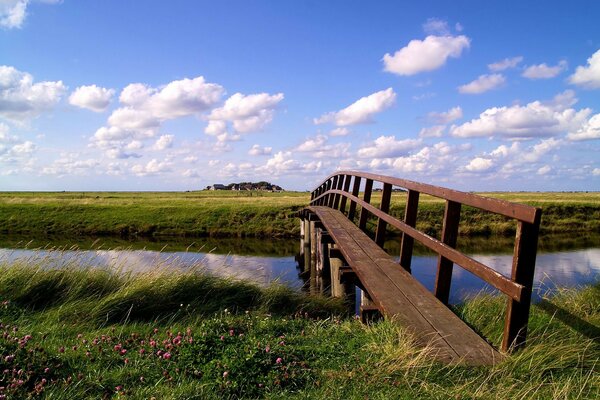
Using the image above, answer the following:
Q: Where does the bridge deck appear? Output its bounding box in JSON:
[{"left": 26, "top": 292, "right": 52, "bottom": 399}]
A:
[{"left": 307, "top": 206, "right": 503, "bottom": 366}]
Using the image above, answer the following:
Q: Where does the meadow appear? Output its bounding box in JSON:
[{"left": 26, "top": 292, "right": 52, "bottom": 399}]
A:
[
  {"left": 0, "top": 191, "right": 599, "bottom": 239},
  {"left": 0, "top": 263, "right": 598, "bottom": 399}
]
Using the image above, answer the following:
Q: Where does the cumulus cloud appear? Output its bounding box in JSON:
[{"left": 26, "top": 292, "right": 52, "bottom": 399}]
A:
[
  {"left": 422, "top": 18, "right": 450, "bottom": 35},
  {"left": 357, "top": 136, "right": 422, "bottom": 158},
  {"left": 383, "top": 35, "right": 470, "bottom": 76},
  {"left": 427, "top": 106, "right": 462, "bottom": 124},
  {"left": 257, "top": 151, "right": 323, "bottom": 176},
  {"left": 567, "top": 113, "right": 600, "bottom": 140},
  {"left": 314, "top": 88, "right": 396, "bottom": 126},
  {"left": 488, "top": 56, "right": 523, "bottom": 72},
  {"left": 593, "top": 168, "right": 600, "bottom": 176},
  {"left": 537, "top": 165, "right": 551, "bottom": 175},
  {"left": 329, "top": 127, "right": 350, "bottom": 137},
  {"left": 69, "top": 85, "right": 114, "bottom": 112},
  {"left": 0, "top": 65, "right": 66, "bottom": 121},
  {"left": 248, "top": 144, "right": 272, "bottom": 156},
  {"left": 205, "top": 92, "right": 284, "bottom": 136},
  {"left": 131, "top": 159, "right": 172, "bottom": 176},
  {"left": 465, "top": 157, "right": 494, "bottom": 172},
  {"left": 569, "top": 49, "right": 600, "bottom": 89},
  {"left": 0, "top": 122, "right": 36, "bottom": 163},
  {"left": 450, "top": 91, "right": 590, "bottom": 139},
  {"left": 152, "top": 134, "right": 174, "bottom": 150},
  {"left": 0, "top": 0, "right": 60, "bottom": 29},
  {"left": 458, "top": 74, "right": 505, "bottom": 94},
  {"left": 42, "top": 156, "right": 99, "bottom": 176},
  {"left": 295, "top": 135, "right": 350, "bottom": 158},
  {"left": 522, "top": 60, "right": 567, "bottom": 79},
  {"left": 419, "top": 125, "right": 445, "bottom": 138}
]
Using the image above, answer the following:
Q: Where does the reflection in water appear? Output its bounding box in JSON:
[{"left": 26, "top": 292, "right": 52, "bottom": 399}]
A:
[{"left": 0, "top": 234, "right": 599, "bottom": 304}]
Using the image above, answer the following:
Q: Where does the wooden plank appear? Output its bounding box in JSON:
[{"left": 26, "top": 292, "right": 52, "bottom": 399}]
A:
[
  {"left": 434, "top": 200, "right": 461, "bottom": 305},
  {"left": 399, "top": 190, "right": 419, "bottom": 273},
  {"left": 309, "top": 206, "right": 502, "bottom": 365},
  {"left": 319, "top": 171, "right": 540, "bottom": 223}
]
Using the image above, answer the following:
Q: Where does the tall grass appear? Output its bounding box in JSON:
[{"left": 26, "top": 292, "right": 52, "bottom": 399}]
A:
[{"left": 0, "top": 258, "right": 598, "bottom": 399}]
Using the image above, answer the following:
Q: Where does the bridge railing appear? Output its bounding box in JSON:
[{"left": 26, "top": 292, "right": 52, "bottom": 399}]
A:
[{"left": 309, "top": 170, "right": 541, "bottom": 352}]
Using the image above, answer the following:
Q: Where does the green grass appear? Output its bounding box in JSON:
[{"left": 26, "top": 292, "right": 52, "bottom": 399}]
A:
[
  {"left": 0, "top": 191, "right": 599, "bottom": 239},
  {"left": 0, "top": 261, "right": 598, "bottom": 399}
]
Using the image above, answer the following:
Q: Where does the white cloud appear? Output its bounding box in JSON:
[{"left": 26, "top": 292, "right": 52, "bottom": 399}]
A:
[
  {"left": 0, "top": 0, "right": 60, "bottom": 29},
  {"left": 458, "top": 74, "right": 505, "bottom": 94},
  {"left": 537, "top": 165, "right": 551, "bottom": 175},
  {"left": 450, "top": 91, "right": 590, "bottom": 139},
  {"left": 314, "top": 88, "right": 396, "bottom": 126},
  {"left": 422, "top": 18, "right": 450, "bottom": 35},
  {"left": 567, "top": 113, "right": 600, "bottom": 141},
  {"left": 69, "top": 85, "right": 114, "bottom": 112},
  {"left": 153, "top": 134, "right": 174, "bottom": 150},
  {"left": 382, "top": 35, "right": 470, "bottom": 76},
  {"left": 427, "top": 106, "right": 462, "bottom": 124},
  {"left": 357, "top": 136, "right": 422, "bottom": 158},
  {"left": 42, "top": 157, "right": 99, "bottom": 176},
  {"left": 419, "top": 125, "right": 445, "bottom": 138},
  {"left": 488, "top": 56, "right": 523, "bottom": 72},
  {"left": 206, "top": 92, "right": 284, "bottom": 136},
  {"left": 593, "top": 168, "right": 600, "bottom": 176},
  {"left": 131, "top": 159, "right": 172, "bottom": 176},
  {"left": 329, "top": 127, "right": 350, "bottom": 137},
  {"left": 248, "top": 144, "right": 272, "bottom": 156},
  {"left": 295, "top": 134, "right": 350, "bottom": 159},
  {"left": 0, "top": 65, "right": 66, "bottom": 121},
  {"left": 183, "top": 169, "right": 199, "bottom": 178},
  {"left": 105, "top": 148, "right": 141, "bottom": 159},
  {"left": 465, "top": 157, "right": 494, "bottom": 172},
  {"left": 569, "top": 49, "right": 600, "bottom": 89},
  {"left": 522, "top": 60, "right": 567, "bottom": 79}
]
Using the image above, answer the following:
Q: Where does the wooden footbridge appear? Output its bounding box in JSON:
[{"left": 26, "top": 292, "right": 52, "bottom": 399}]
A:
[{"left": 298, "top": 171, "right": 541, "bottom": 366}]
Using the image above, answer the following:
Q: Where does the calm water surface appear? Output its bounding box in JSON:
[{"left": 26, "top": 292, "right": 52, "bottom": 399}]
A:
[{"left": 1, "top": 233, "right": 599, "bottom": 303}]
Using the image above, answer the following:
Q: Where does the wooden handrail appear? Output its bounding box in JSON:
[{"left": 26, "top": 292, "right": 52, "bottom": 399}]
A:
[{"left": 309, "top": 171, "right": 541, "bottom": 352}]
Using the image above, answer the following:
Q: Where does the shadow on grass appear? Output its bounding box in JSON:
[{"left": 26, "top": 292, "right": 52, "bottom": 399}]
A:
[{"left": 537, "top": 299, "right": 600, "bottom": 344}]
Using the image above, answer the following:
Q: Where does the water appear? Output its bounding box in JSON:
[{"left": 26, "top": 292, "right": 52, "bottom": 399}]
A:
[{"left": 0, "top": 233, "right": 599, "bottom": 303}]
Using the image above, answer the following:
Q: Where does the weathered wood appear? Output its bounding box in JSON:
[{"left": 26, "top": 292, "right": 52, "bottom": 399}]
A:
[
  {"left": 375, "top": 182, "right": 392, "bottom": 248},
  {"left": 333, "top": 175, "right": 344, "bottom": 210},
  {"left": 347, "top": 176, "right": 361, "bottom": 222},
  {"left": 318, "top": 171, "right": 540, "bottom": 223},
  {"left": 434, "top": 200, "right": 461, "bottom": 304},
  {"left": 339, "top": 174, "right": 352, "bottom": 214},
  {"left": 399, "top": 190, "right": 419, "bottom": 273},
  {"left": 502, "top": 213, "right": 541, "bottom": 352},
  {"left": 309, "top": 206, "right": 502, "bottom": 365},
  {"left": 358, "top": 178, "right": 373, "bottom": 231}
]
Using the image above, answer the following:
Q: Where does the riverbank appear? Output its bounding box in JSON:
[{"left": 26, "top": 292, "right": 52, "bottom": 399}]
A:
[
  {"left": 0, "top": 264, "right": 598, "bottom": 399},
  {"left": 1, "top": 191, "right": 599, "bottom": 238}
]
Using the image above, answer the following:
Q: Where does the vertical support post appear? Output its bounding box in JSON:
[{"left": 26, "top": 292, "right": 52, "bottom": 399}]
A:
[
  {"left": 326, "top": 178, "right": 335, "bottom": 207},
  {"left": 332, "top": 175, "right": 344, "bottom": 210},
  {"left": 339, "top": 174, "right": 352, "bottom": 214},
  {"left": 358, "top": 179, "right": 373, "bottom": 231},
  {"left": 348, "top": 176, "right": 361, "bottom": 222},
  {"left": 399, "top": 190, "right": 419, "bottom": 273},
  {"left": 434, "top": 200, "right": 461, "bottom": 304},
  {"left": 502, "top": 210, "right": 541, "bottom": 352},
  {"left": 374, "top": 183, "right": 392, "bottom": 248}
]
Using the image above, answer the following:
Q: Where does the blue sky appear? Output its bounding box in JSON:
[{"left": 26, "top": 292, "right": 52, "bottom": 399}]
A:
[{"left": 1, "top": 0, "right": 600, "bottom": 191}]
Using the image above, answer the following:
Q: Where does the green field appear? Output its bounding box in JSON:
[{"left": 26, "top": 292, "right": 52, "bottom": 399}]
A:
[
  {"left": 0, "top": 191, "right": 599, "bottom": 239},
  {"left": 0, "top": 263, "right": 598, "bottom": 399}
]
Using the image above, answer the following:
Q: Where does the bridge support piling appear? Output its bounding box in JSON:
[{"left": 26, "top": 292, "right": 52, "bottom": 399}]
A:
[{"left": 360, "top": 290, "right": 382, "bottom": 323}]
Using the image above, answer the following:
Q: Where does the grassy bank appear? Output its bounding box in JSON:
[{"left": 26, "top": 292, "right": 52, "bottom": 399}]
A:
[
  {"left": 0, "top": 191, "right": 599, "bottom": 239},
  {"left": 0, "top": 263, "right": 598, "bottom": 399}
]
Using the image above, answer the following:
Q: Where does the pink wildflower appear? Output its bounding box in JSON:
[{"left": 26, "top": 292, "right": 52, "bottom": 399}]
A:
[
  {"left": 163, "top": 352, "right": 171, "bottom": 360},
  {"left": 276, "top": 357, "right": 282, "bottom": 364}
]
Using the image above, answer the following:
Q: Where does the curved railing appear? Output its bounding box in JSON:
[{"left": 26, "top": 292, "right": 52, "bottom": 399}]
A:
[{"left": 309, "top": 170, "right": 541, "bottom": 351}]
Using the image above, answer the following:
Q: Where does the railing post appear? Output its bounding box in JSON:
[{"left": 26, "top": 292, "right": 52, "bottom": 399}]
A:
[
  {"left": 348, "top": 176, "right": 361, "bottom": 222},
  {"left": 434, "top": 200, "right": 461, "bottom": 304},
  {"left": 399, "top": 190, "right": 419, "bottom": 273},
  {"left": 333, "top": 174, "right": 344, "bottom": 210},
  {"left": 323, "top": 180, "right": 331, "bottom": 206},
  {"left": 502, "top": 211, "right": 541, "bottom": 352},
  {"left": 328, "top": 176, "right": 338, "bottom": 208},
  {"left": 374, "top": 183, "right": 392, "bottom": 248},
  {"left": 358, "top": 179, "right": 373, "bottom": 231},
  {"left": 339, "top": 174, "right": 352, "bottom": 214}
]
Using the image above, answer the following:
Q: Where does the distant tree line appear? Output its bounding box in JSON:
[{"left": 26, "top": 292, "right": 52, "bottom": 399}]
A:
[{"left": 206, "top": 181, "right": 284, "bottom": 191}]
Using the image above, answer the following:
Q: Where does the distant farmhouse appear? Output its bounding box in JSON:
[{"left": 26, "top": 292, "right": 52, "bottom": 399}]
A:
[{"left": 206, "top": 181, "right": 284, "bottom": 192}]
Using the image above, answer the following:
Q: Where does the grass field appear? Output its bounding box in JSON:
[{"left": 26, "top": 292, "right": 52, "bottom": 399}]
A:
[
  {"left": 0, "top": 262, "right": 598, "bottom": 399},
  {"left": 0, "top": 191, "right": 599, "bottom": 239}
]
